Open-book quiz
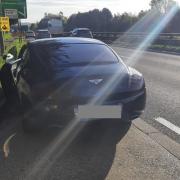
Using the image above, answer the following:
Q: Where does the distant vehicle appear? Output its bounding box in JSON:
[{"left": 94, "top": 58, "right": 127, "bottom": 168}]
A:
[
  {"left": 36, "top": 29, "right": 52, "bottom": 39},
  {"left": 25, "top": 31, "right": 35, "bottom": 38},
  {"left": 25, "top": 31, "right": 36, "bottom": 41},
  {"left": 48, "top": 18, "right": 64, "bottom": 34},
  {"left": 71, "top": 28, "right": 93, "bottom": 38},
  {"left": 1, "top": 37, "right": 146, "bottom": 132}
]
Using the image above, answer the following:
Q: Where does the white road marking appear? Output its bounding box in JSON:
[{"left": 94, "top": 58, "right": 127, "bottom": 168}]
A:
[
  {"left": 154, "top": 117, "right": 180, "bottom": 135},
  {"left": 3, "top": 133, "right": 16, "bottom": 158}
]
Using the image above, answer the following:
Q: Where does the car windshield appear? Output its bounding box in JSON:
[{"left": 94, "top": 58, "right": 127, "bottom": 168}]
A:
[
  {"left": 26, "top": 32, "right": 34, "bottom": 36},
  {"left": 77, "top": 30, "right": 92, "bottom": 37},
  {"left": 31, "top": 43, "right": 119, "bottom": 66},
  {"left": 37, "top": 31, "right": 50, "bottom": 37},
  {"left": 39, "top": 31, "right": 48, "bottom": 34}
]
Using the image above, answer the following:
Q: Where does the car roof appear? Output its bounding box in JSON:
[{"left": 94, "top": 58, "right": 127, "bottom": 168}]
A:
[
  {"left": 73, "top": 28, "right": 90, "bottom": 31},
  {"left": 29, "top": 37, "right": 105, "bottom": 46}
]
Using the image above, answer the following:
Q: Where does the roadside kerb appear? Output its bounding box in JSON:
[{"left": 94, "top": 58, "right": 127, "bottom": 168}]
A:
[{"left": 133, "top": 118, "right": 180, "bottom": 160}]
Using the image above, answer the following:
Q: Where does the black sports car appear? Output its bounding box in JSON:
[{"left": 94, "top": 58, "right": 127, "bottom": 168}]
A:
[{"left": 2, "top": 38, "right": 146, "bottom": 132}]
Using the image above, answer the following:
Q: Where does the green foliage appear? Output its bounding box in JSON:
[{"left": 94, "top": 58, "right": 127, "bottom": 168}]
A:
[
  {"left": 38, "top": 12, "right": 66, "bottom": 30},
  {"left": 30, "top": 23, "right": 38, "bottom": 31},
  {"left": 8, "top": 39, "right": 26, "bottom": 55},
  {"left": 138, "top": 10, "right": 149, "bottom": 18},
  {"left": 3, "top": 33, "right": 12, "bottom": 40},
  {"left": 65, "top": 8, "right": 138, "bottom": 32},
  {"left": 0, "top": 57, "right": 4, "bottom": 68},
  {"left": 0, "top": 39, "right": 26, "bottom": 68},
  {"left": 150, "top": 0, "right": 177, "bottom": 13},
  {"left": 150, "top": 44, "right": 180, "bottom": 52},
  {"left": 64, "top": 6, "right": 180, "bottom": 33}
]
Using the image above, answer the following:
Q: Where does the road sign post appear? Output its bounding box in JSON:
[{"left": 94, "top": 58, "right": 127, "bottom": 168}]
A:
[
  {"left": 0, "top": 16, "right": 9, "bottom": 55},
  {"left": 0, "top": 0, "right": 27, "bottom": 55},
  {"left": 0, "top": 17, "right": 10, "bottom": 32},
  {"left": 0, "top": 0, "right": 4, "bottom": 55},
  {"left": 0, "top": 31, "right": 4, "bottom": 55},
  {"left": 1, "top": 0, "right": 27, "bottom": 19}
]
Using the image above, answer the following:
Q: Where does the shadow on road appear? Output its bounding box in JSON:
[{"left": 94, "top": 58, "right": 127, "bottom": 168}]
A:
[
  {"left": 0, "top": 119, "right": 130, "bottom": 180},
  {"left": 0, "top": 100, "right": 22, "bottom": 135},
  {"left": 0, "top": 100, "right": 9, "bottom": 120}
]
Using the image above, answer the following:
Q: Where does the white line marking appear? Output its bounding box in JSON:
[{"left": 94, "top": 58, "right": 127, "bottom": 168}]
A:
[{"left": 154, "top": 117, "right": 180, "bottom": 135}]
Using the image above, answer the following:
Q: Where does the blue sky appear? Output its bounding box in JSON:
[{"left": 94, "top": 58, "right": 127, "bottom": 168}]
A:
[{"left": 24, "top": 0, "right": 152, "bottom": 22}]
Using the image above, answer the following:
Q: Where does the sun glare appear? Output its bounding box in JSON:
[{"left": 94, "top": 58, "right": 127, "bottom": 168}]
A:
[
  {"left": 176, "top": 0, "right": 180, "bottom": 5},
  {"left": 24, "top": 3, "right": 180, "bottom": 180}
]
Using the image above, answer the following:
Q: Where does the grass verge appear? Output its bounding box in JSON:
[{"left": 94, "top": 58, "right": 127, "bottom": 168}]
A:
[
  {"left": 150, "top": 44, "right": 180, "bottom": 53},
  {"left": 0, "top": 34, "right": 26, "bottom": 68},
  {"left": 3, "top": 33, "right": 13, "bottom": 41}
]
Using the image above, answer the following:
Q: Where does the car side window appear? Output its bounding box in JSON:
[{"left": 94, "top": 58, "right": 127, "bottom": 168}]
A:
[
  {"left": 16, "top": 47, "right": 29, "bottom": 73},
  {"left": 23, "top": 50, "right": 29, "bottom": 64},
  {"left": 20, "top": 48, "right": 31, "bottom": 69},
  {"left": 18, "top": 45, "right": 27, "bottom": 59},
  {"left": 22, "top": 48, "right": 50, "bottom": 83}
]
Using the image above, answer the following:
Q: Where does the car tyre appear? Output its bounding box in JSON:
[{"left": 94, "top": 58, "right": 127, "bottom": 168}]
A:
[
  {"left": 120, "top": 111, "right": 132, "bottom": 124},
  {"left": 21, "top": 96, "right": 39, "bottom": 133},
  {"left": 22, "top": 117, "right": 39, "bottom": 133}
]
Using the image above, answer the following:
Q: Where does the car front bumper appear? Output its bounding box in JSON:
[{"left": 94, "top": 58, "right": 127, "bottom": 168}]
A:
[
  {"left": 29, "top": 88, "right": 146, "bottom": 124},
  {"left": 101, "top": 89, "right": 146, "bottom": 120},
  {"left": 59, "top": 88, "right": 146, "bottom": 121}
]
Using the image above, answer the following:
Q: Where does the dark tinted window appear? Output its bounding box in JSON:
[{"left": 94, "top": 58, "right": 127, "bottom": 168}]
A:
[
  {"left": 32, "top": 43, "right": 118, "bottom": 68},
  {"left": 26, "top": 31, "right": 35, "bottom": 37},
  {"left": 37, "top": 31, "right": 51, "bottom": 38},
  {"left": 77, "top": 30, "right": 92, "bottom": 38},
  {"left": 24, "top": 47, "right": 52, "bottom": 83}
]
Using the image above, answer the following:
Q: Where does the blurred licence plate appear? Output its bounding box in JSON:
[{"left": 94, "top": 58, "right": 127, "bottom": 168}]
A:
[{"left": 75, "top": 105, "right": 122, "bottom": 119}]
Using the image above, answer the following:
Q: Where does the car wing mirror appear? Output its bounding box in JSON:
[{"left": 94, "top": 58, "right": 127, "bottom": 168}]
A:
[
  {"left": 3, "top": 53, "right": 15, "bottom": 63},
  {"left": 5, "top": 53, "right": 15, "bottom": 63}
]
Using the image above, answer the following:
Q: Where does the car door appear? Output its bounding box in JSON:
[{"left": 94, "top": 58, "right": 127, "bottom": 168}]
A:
[
  {"left": 16, "top": 47, "right": 33, "bottom": 102},
  {"left": 0, "top": 57, "right": 19, "bottom": 104},
  {"left": 17, "top": 46, "right": 50, "bottom": 103},
  {"left": 0, "top": 45, "right": 28, "bottom": 104}
]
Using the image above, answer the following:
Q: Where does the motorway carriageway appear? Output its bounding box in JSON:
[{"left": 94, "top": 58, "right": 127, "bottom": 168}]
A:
[{"left": 111, "top": 46, "right": 180, "bottom": 144}]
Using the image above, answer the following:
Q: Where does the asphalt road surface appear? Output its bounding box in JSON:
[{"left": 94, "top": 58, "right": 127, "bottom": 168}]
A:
[
  {"left": 0, "top": 117, "right": 129, "bottom": 180},
  {"left": 0, "top": 115, "right": 180, "bottom": 180},
  {"left": 112, "top": 46, "right": 180, "bottom": 144},
  {"left": 0, "top": 47, "right": 180, "bottom": 180}
]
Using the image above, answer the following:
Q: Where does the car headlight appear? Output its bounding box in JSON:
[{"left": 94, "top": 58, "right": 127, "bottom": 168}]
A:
[{"left": 128, "top": 67, "right": 144, "bottom": 91}]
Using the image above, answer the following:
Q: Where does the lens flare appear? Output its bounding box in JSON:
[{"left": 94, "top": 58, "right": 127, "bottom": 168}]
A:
[{"left": 24, "top": 4, "right": 179, "bottom": 179}]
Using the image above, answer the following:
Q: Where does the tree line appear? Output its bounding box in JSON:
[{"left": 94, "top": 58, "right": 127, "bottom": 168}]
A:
[
  {"left": 33, "top": 0, "right": 180, "bottom": 33},
  {"left": 65, "top": 8, "right": 141, "bottom": 32}
]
